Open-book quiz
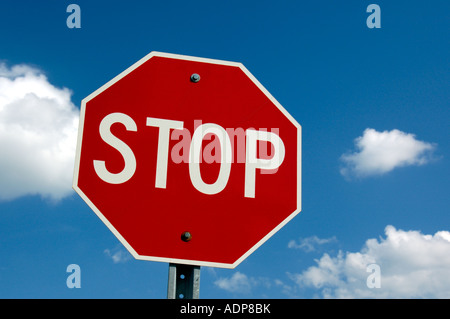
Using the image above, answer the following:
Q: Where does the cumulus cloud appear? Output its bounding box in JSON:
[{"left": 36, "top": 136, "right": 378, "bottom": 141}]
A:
[
  {"left": 340, "top": 128, "right": 436, "bottom": 178},
  {"left": 0, "top": 62, "right": 79, "bottom": 201},
  {"left": 288, "top": 226, "right": 450, "bottom": 298},
  {"left": 104, "top": 247, "right": 132, "bottom": 264},
  {"left": 214, "top": 272, "right": 252, "bottom": 294},
  {"left": 214, "top": 271, "right": 272, "bottom": 294},
  {"left": 288, "top": 235, "right": 337, "bottom": 252}
]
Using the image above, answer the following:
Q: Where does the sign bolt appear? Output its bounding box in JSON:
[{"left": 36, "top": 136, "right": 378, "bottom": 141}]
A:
[
  {"left": 190, "top": 73, "right": 200, "bottom": 83},
  {"left": 181, "top": 231, "right": 192, "bottom": 242}
]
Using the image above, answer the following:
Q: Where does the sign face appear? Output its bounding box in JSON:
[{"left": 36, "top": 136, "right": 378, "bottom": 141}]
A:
[{"left": 73, "top": 52, "right": 301, "bottom": 268}]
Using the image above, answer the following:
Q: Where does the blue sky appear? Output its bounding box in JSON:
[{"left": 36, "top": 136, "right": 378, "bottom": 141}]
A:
[{"left": 0, "top": 1, "right": 449, "bottom": 298}]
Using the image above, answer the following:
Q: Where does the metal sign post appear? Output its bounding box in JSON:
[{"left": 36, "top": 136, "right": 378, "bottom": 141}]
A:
[{"left": 167, "top": 263, "right": 200, "bottom": 299}]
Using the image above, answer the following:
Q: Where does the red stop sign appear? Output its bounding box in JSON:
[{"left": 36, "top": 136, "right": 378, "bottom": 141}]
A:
[{"left": 73, "top": 52, "right": 301, "bottom": 268}]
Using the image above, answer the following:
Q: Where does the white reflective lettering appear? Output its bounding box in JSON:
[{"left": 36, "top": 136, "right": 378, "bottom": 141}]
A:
[
  {"left": 245, "top": 129, "right": 285, "bottom": 198},
  {"left": 146, "top": 117, "right": 184, "bottom": 188},
  {"left": 189, "top": 123, "right": 232, "bottom": 195},
  {"left": 93, "top": 113, "right": 137, "bottom": 184}
]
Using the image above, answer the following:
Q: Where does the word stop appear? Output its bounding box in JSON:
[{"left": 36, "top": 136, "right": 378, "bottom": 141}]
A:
[{"left": 93, "top": 113, "right": 285, "bottom": 198}]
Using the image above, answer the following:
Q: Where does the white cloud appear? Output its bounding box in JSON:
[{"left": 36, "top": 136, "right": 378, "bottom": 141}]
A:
[
  {"left": 0, "top": 62, "right": 79, "bottom": 201},
  {"left": 288, "top": 225, "right": 450, "bottom": 298},
  {"left": 288, "top": 235, "right": 337, "bottom": 252},
  {"left": 214, "top": 271, "right": 272, "bottom": 294},
  {"left": 214, "top": 272, "right": 252, "bottom": 294},
  {"left": 104, "top": 247, "right": 132, "bottom": 264},
  {"left": 340, "top": 128, "right": 436, "bottom": 178}
]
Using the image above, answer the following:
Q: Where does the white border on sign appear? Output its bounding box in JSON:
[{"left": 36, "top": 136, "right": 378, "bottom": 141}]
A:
[{"left": 72, "top": 51, "right": 302, "bottom": 269}]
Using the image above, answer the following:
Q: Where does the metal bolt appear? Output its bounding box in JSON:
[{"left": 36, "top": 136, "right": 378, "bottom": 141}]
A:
[
  {"left": 181, "top": 231, "right": 192, "bottom": 242},
  {"left": 190, "top": 73, "right": 200, "bottom": 83}
]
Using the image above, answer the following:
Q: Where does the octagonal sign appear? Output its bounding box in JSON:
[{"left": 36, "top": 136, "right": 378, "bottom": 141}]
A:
[{"left": 73, "top": 52, "right": 301, "bottom": 268}]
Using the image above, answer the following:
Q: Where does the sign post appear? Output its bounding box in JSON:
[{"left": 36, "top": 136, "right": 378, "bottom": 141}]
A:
[
  {"left": 73, "top": 51, "right": 302, "bottom": 297},
  {"left": 167, "top": 263, "right": 200, "bottom": 299}
]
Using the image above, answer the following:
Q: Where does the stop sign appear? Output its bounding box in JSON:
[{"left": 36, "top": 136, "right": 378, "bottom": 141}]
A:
[{"left": 73, "top": 52, "right": 301, "bottom": 268}]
